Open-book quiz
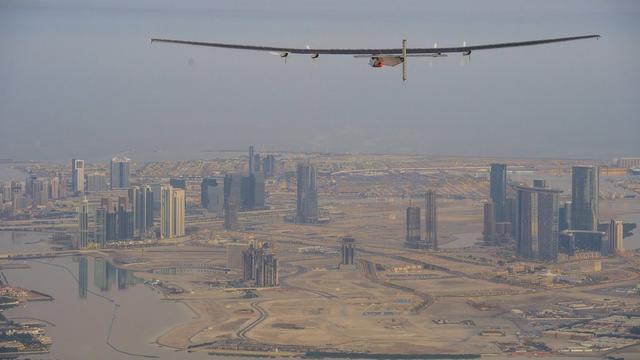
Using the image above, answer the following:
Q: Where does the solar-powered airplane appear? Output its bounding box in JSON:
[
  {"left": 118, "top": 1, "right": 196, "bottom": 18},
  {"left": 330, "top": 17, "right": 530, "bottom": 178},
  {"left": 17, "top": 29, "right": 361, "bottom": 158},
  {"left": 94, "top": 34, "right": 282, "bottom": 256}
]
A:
[{"left": 150, "top": 34, "right": 599, "bottom": 81}]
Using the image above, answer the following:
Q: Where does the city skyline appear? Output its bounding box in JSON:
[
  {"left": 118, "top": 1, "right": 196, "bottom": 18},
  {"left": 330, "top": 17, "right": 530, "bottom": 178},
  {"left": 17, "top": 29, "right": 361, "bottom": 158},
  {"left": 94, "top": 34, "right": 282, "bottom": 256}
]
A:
[{"left": 1, "top": 1, "right": 640, "bottom": 358}]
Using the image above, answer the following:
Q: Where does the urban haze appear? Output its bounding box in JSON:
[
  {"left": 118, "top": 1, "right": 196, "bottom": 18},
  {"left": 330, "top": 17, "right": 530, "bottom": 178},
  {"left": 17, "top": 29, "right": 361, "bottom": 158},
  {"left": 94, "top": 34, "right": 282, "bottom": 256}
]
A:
[{"left": 1, "top": 1, "right": 640, "bottom": 359}]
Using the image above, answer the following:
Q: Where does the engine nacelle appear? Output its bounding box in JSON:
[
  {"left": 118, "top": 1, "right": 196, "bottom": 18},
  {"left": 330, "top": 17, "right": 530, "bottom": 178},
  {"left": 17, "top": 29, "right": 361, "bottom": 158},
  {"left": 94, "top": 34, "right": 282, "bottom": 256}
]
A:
[
  {"left": 311, "top": 53, "right": 319, "bottom": 59},
  {"left": 369, "top": 56, "right": 403, "bottom": 68},
  {"left": 369, "top": 57, "right": 384, "bottom": 68}
]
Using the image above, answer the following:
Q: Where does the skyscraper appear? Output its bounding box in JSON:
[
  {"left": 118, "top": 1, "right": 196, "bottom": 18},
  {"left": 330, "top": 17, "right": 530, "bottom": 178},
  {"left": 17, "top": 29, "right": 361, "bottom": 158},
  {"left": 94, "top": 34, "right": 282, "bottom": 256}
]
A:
[
  {"left": 201, "top": 178, "right": 219, "bottom": 209},
  {"left": 253, "top": 154, "right": 261, "bottom": 173},
  {"left": 86, "top": 172, "right": 107, "bottom": 192},
  {"left": 224, "top": 174, "right": 242, "bottom": 230},
  {"left": 49, "top": 176, "right": 61, "bottom": 200},
  {"left": 255, "top": 253, "right": 278, "bottom": 287},
  {"left": 129, "top": 185, "right": 154, "bottom": 237},
  {"left": 515, "top": 184, "right": 562, "bottom": 261},
  {"left": 490, "top": 163, "right": 507, "bottom": 222},
  {"left": 104, "top": 198, "right": 117, "bottom": 242},
  {"left": 160, "top": 186, "right": 185, "bottom": 238},
  {"left": 571, "top": 166, "right": 599, "bottom": 231},
  {"left": 110, "top": 157, "right": 131, "bottom": 189},
  {"left": 117, "top": 196, "right": 134, "bottom": 240},
  {"left": 609, "top": 219, "right": 624, "bottom": 256},
  {"left": 425, "top": 190, "right": 438, "bottom": 250},
  {"left": 142, "top": 185, "right": 154, "bottom": 234},
  {"left": 295, "top": 162, "right": 318, "bottom": 224},
  {"left": 340, "top": 236, "right": 356, "bottom": 266},
  {"left": 71, "top": 159, "right": 85, "bottom": 194},
  {"left": 95, "top": 205, "right": 107, "bottom": 248},
  {"left": 263, "top": 155, "right": 277, "bottom": 178},
  {"left": 253, "top": 173, "right": 265, "bottom": 209},
  {"left": 559, "top": 201, "right": 572, "bottom": 231},
  {"left": 32, "top": 178, "right": 49, "bottom": 207},
  {"left": 248, "top": 146, "right": 255, "bottom": 175},
  {"left": 242, "top": 243, "right": 278, "bottom": 287},
  {"left": 78, "top": 197, "right": 89, "bottom": 248},
  {"left": 405, "top": 206, "right": 422, "bottom": 249},
  {"left": 483, "top": 201, "right": 496, "bottom": 244}
]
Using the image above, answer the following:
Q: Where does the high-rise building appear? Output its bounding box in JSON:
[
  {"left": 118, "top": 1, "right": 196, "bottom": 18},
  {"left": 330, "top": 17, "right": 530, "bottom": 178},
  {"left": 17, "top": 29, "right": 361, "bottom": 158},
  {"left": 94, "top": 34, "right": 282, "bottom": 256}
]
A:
[
  {"left": 248, "top": 146, "right": 255, "bottom": 175},
  {"left": 340, "top": 236, "right": 356, "bottom": 266},
  {"left": 483, "top": 201, "right": 496, "bottom": 244},
  {"left": 608, "top": 219, "right": 624, "bottom": 256},
  {"left": 143, "top": 185, "right": 154, "bottom": 234},
  {"left": 78, "top": 197, "right": 89, "bottom": 248},
  {"left": 160, "top": 186, "right": 185, "bottom": 238},
  {"left": 201, "top": 178, "right": 219, "bottom": 209},
  {"left": 295, "top": 162, "right": 318, "bottom": 224},
  {"left": 490, "top": 163, "right": 507, "bottom": 222},
  {"left": 110, "top": 157, "right": 131, "bottom": 189},
  {"left": 25, "top": 173, "right": 37, "bottom": 197},
  {"left": 253, "top": 173, "right": 265, "bottom": 209},
  {"left": 0, "top": 183, "right": 10, "bottom": 204},
  {"left": 242, "top": 243, "right": 258, "bottom": 281},
  {"left": 253, "top": 154, "right": 261, "bottom": 173},
  {"left": 206, "top": 186, "right": 224, "bottom": 215},
  {"left": 71, "top": 159, "right": 85, "bottom": 194},
  {"left": 515, "top": 184, "right": 562, "bottom": 261},
  {"left": 405, "top": 206, "right": 422, "bottom": 248},
  {"left": 242, "top": 243, "right": 278, "bottom": 287},
  {"left": 103, "top": 199, "right": 117, "bottom": 242},
  {"left": 559, "top": 201, "right": 572, "bottom": 231},
  {"left": 571, "top": 165, "right": 599, "bottom": 231},
  {"left": 129, "top": 185, "right": 154, "bottom": 237},
  {"left": 32, "top": 178, "right": 50, "bottom": 207},
  {"left": 224, "top": 174, "right": 242, "bottom": 230},
  {"left": 255, "top": 253, "right": 278, "bottom": 287},
  {"left": 49, "top": 176, "right": 61, "bottom": 199},
  {"left": 425, "top": 190, "right": 438, "bottom": 250},
  {"left": 117, "top": 196, "right": 134, "bottom": 240},
  {"left": 95, "top": 205, "right": 107, "bottom": 248},
  {"left": 263, "top": 155, "right": 277, "bottom": 178},
  {"left": 86, "top": 172, "right": 107, "bottom": 192}
]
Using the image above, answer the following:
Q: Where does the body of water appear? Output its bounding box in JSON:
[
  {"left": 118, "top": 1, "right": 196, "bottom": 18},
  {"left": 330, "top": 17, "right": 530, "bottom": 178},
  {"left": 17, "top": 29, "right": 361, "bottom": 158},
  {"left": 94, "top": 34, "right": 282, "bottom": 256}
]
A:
[
  {"left": 2, "top": 255, "right": 215, "bottom": 360},
  {"left": 0, "top": 164, "right": 25, "bottom": 182}
]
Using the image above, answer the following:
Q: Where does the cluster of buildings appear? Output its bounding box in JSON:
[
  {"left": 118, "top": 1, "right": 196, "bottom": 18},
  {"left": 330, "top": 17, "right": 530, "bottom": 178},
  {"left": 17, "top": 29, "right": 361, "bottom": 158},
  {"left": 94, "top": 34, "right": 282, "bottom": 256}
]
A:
[
  {"left": 74, "top": 147, "right": 287, "bottom": 247},
  {"left": 74, "top": 157, "right": 186, "bottom": 248},
  {"left": 242, "top": 242, "right": 279, "bottom": 287},
  {"left": 405, "top": 189, "right": 438, "bottom": 250},
  {"left": 340, "top": 236, "right": 356, "bottom": 269},
  {"left": 483, "top": 163, "right": 626, "bottom": 262},
  {"left": 0, "top": 173, "right": 65, "bottom": 214}
]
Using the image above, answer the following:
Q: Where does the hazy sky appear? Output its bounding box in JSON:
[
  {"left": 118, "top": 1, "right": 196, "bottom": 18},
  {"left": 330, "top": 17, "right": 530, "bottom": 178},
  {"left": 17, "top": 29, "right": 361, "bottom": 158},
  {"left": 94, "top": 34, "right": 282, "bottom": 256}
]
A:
[{"left": 1, "top": 0, "right": 639, "bottom": 162}]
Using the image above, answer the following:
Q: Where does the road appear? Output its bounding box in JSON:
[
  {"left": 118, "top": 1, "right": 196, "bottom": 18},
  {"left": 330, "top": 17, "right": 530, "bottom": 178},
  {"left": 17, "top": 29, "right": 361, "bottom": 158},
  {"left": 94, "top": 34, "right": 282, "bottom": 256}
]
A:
[{"left": 236, "top": 301, "right": 268, "bottom": 340}]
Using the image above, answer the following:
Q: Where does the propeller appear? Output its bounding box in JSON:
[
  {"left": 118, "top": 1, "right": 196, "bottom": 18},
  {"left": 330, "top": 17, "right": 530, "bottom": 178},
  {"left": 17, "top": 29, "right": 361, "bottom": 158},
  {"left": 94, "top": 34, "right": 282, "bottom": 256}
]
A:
[
  {"left": 459, "top": 41, "right": 471, "bottom": 66},
  {"left": 307, "top": 45, "right": 319, "bottom": 61},
  {"left": 430, "top": 42, "right": 437, "bottom": 67},
  {"left": 269, "top": 51, "right": 289, "bottom": 63}
]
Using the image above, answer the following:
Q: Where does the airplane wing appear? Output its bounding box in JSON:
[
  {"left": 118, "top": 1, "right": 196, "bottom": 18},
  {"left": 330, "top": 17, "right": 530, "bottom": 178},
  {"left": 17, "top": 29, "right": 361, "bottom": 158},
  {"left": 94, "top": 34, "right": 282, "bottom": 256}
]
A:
[{"left": 150, "top": 35, "right": 600, "bottom": 55}]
